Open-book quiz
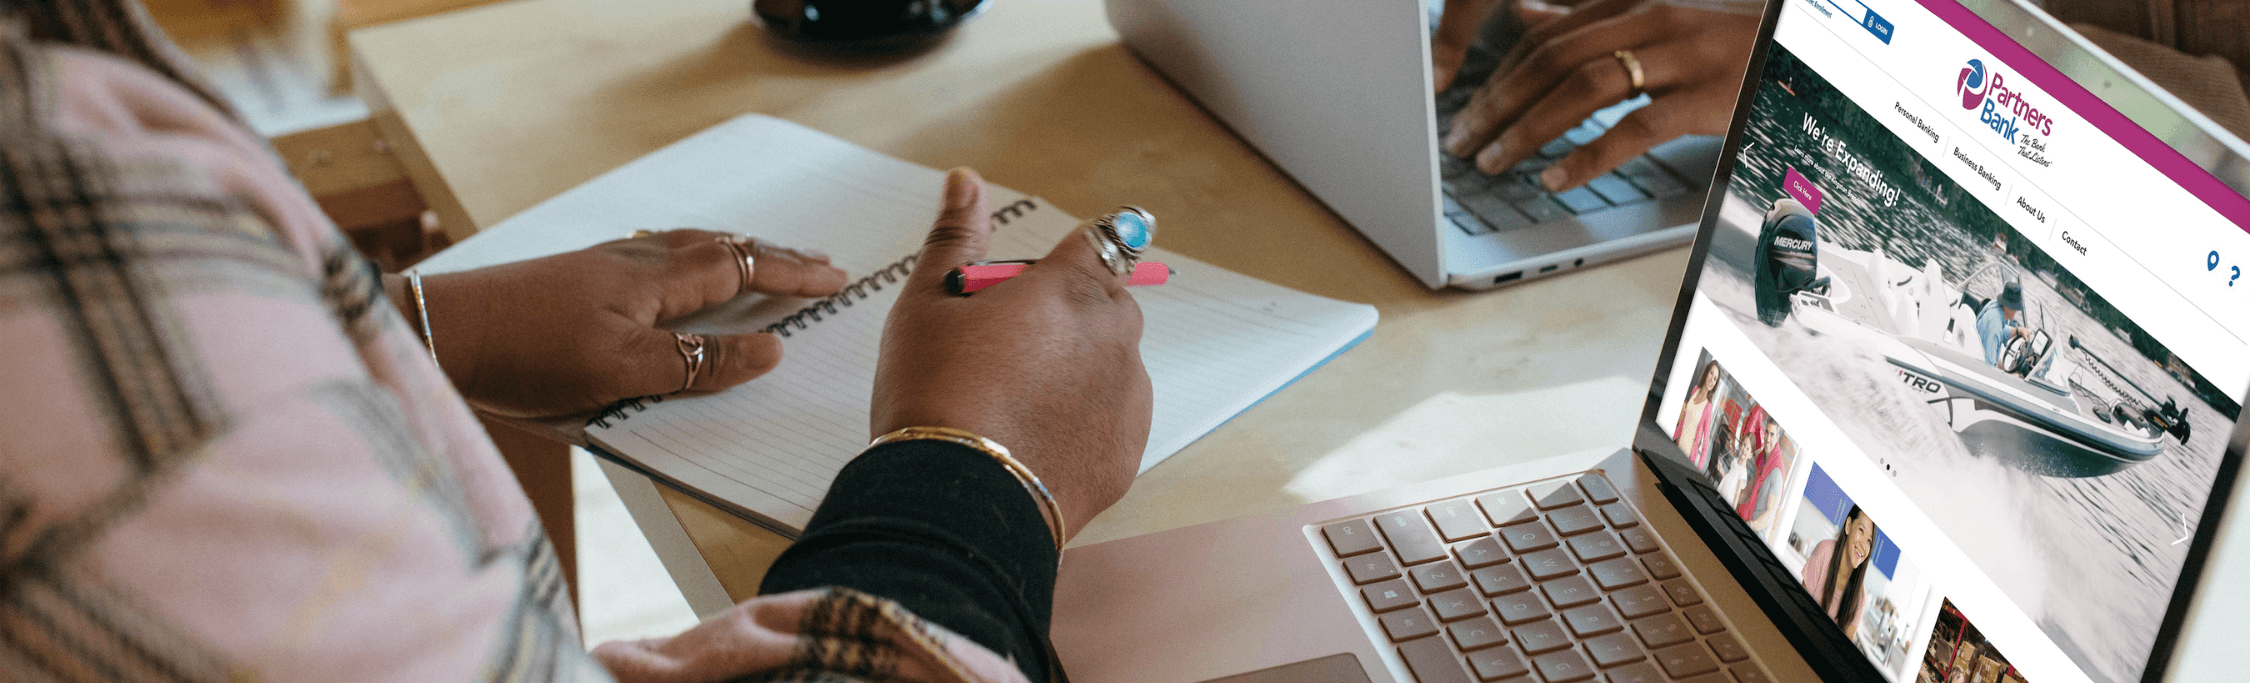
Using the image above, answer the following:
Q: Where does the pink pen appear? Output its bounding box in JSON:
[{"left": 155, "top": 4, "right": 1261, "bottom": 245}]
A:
[{"left": 946, "top": 259, "right": 1172, "bottom": 295}]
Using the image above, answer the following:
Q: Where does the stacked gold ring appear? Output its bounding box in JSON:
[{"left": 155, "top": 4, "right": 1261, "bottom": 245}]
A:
[
  {"left": 674, "top": 332, "right": 706, "bottom": 393},
  {"left": 722, "top": 234, "right": 757, "bottom": 295},
  {"left": 1614, "top": 49, "right": 1646, "bottom": 99}
]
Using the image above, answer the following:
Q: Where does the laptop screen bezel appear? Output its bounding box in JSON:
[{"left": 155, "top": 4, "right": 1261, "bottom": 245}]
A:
[{"left": 1629, "top": 1, "right": 2250, "bottom": 681}]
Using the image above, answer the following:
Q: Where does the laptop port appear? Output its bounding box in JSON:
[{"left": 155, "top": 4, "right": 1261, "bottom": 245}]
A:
[
  {"left": 1539, "top": 264, "right": 1559, "bottom": 274},
  {"left": 1574, "top": 258, "right": 1584, "bottom": 267},
  {"left": 1495, "top": 271, "right": 1524, "bottom": 284}
]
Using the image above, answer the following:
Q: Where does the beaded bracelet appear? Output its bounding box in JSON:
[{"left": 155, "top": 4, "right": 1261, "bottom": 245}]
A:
[{"left": 868, "top": 426, "right": 1066, "bottom": 553}]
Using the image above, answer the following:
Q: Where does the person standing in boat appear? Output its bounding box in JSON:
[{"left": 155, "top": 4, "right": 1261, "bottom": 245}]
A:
[
  {"left": 1802, "top": 505, "right": 1880, "bottom": 642},
  {"left": 1675, "top": 360, "right": 1725, "bottom": 469},
  {"left": 1976, "top": 277, "right": 2033, "bottom": 373}
]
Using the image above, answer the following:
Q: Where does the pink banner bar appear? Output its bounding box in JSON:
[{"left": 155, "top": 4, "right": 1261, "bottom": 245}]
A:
[{"left": 1783, "top": 166, "right": 1824, "bottom": 214}]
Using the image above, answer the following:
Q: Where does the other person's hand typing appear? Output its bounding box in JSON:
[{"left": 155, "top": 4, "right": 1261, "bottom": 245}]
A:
[{"left": 1434, "top": 0, "right": 1759, "bottom": 191}]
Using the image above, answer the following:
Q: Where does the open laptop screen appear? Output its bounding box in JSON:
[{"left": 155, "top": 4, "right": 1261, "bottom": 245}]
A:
[{"left": 1647, "top": 0, "right": 2250, "bottom": 682}]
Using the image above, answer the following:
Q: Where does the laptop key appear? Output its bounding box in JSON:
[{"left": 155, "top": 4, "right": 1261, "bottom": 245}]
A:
[
  {"left": 1682, "top": 604, "right": 1725, "bottom": 634},
  {"left": 1538, "top": 138, "right": 1574, "bottom": 159},
  {"left": 1381, "top": 606, "right": 1441, "bottom": 641},
  {"left": 1476, "top": 490, "right": 1538, "bottom": 527},
  {"left": 1411, "top": 561, "right": 1469, "bottom": 594},
  {"left": 1376, "top": 511, "right": 1449, "bottom": 565},
  {"left": 1574, "top": 475, "right": 1621, "bottom": 504},
  {"left": 1600, "top": 502, "right": 1640, "bottom": 528},
  {"left": 1561, "top": 603, "right": 1625, "bottom": 637},
  {"left": 1529, "top": 480, "right": 1586, "bottom": 510},
  {"left": 1562, "top": 125, "right": 1601, "bottom": 146},
  {"left": 1498, "top": 521, "right": 1558, "bottom": 554},
  {"left": 1453, "top": 192, "right": 1521, "bottom": 229},
  {"left": 1425, "top": 498, "right": 1489, "bottom": 542},
  {"left": 1449, "top": 615, "right": 1507, "bottom": 651},
  {"left": 1588, "top": 557, "right": 1650, "bottom": 591},
  {"left": 1552, "top": 186, "right": 1609, "bottom": 214},
  {"left": 1396, "top": 636, "right": 1471, "bottom": 683},
  {"left": 1611, "top": 584, "right": 1671, "bottom": 619},
  {"left": 1363, "top": 578, "right": 1420, "bottom": 613},
  {"left": 1470, "top": 563, "right": 1531, "bottom": 596},
  {"left": 1653, "top": 642, "right": 1720, "bottom": 678},
  {"left": 1631, "top": 613, "right": 1694, "bottom": 648},
  {"left": 1345, "top": 552, "right": 1402, "bottom": 585},
  {"left": 1586, "top": 174, "right": 1650, "bottom": 205},
  {"left": 1548, "top": 505, "right": 1604, "bottom": 536},
  {"left": 1730, "top": 663, "right": 1775, "bottom": 683},
  {"left": 1429, "top": 587, "right": 1486, "bottom": 622},
  {"left": 1662, "top": 579, "right": 1704, "bottom": 607},
  {"left": 1467, "top": 646, "right": 1530, "bottom": 681},
  {"left": 1517, "top": 548, "right": 1577, "bottom": 581},
  {"left": 1449, "top": 213, "right": 1494, "bottom": 237},
  {"left": 1605, "top": 662, "right": 1665, "bottom": 683},
  {"left": 1491, "top": 590, "right": 1552, "bottom": 625},
  {"left": 1540, "top": 575, "right": 1601, "bottom": 609},
  {"left": 1642, "top": 552, "right": 1682, "bottom": 580},
  {"left": 1513, "top": 195, "right": 1571, "bottom": 223},
  {"left": 1453, "top": 537, "right": 1507, "bottom": 569},
  {"left": 1707, "top": 633, "right": 1750, "bottom": 663},
  {"left": 1619, "top": 526, "right": 1661, "bottom": 554},
  {"left": 1323, "top": 519, "right": 1384, "bottom": 557},
  {"left": 1585, "top": 631, "right": 1647, "bottom": 667},
  {"left": 1567, "top": 530, "right": 1626, "bottom": 563},
  {"left": 1511, "top": 619, "right": 1571, "bottom": 654},
  {"left": 1531, "top": 649, "right": 1597, "bottom": 682}
]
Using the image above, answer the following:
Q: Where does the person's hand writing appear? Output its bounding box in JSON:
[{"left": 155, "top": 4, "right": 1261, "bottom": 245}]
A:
[
  {"left": 393, "top": 230, "right": 848, "bottom": 418},
  {"left": 1438, "top": 0, "right": 1758, "bottom": 191},
  {"left": 870, "top": 169, "right": 1153, "bottom": 541}
]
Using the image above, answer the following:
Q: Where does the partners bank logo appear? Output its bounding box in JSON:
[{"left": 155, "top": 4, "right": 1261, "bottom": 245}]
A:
[{"left": 1957, "top": 59, "right": 2058, "bottom": 166}]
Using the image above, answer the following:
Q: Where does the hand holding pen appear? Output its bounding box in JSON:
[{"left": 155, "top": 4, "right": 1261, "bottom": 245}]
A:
[{"left": 873, "top": 169, "right": 1154, "bottom": 541}]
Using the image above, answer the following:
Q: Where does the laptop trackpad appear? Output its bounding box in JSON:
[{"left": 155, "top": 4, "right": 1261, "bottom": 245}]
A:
[{"left": 1195, "top": 654, "right": 1372, "bottom": 683}]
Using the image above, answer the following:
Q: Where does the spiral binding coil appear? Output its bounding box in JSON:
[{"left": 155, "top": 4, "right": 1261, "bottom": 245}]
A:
[
  {"left": 760, "top": 253, "right": 918, "bottom": 338},
  {"left": 589, "top": 394, "right": 663, "bottom": 429}
]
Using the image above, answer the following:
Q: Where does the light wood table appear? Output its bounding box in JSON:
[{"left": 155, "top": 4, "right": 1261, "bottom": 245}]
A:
[{"left": 350, "top": 0, "right": 1691, "bottom": 610}]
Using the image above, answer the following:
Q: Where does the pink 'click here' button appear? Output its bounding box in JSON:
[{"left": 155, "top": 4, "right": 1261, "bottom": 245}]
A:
[{"left": 1783, "top": 166, "right": 1823, "bottom": 214}]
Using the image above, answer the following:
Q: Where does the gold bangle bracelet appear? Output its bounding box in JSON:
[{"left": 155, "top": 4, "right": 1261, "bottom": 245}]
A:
[
  {"left": 869, "top": 426, "right": 1066, "bottom": 553},
  {"left": 406, "top": 270, "right": 440, "bottom": 368}
]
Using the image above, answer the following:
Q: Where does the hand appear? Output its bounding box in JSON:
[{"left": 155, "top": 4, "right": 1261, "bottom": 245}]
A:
[
  {"left": 870, "top": 169, "right": 1153, "bottom": 541},
  {"left": 392, "top": 231, "right": 849, "bottom": 418},
  {"left": 1438, "top": 0, "right": 1758, "bottom": 191}
]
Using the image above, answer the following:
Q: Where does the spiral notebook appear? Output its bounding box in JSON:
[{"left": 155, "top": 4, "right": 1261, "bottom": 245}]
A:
[{"left": 417, "top": 115, "right": 1379, "bottom": 536}]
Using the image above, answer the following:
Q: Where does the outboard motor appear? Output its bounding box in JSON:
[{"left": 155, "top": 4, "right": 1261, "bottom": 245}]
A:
[
  {"left": 1754, "top": 198, "right": 1820, "bottom": 326},
  {"left": 2148, "top": 398, "right": 2192, "bottom": 444}
]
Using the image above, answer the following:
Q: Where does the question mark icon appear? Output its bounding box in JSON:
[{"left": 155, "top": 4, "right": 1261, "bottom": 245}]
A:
[
  {"left": 2233, "top": 266, "right": 2241, "bottom": 287},
  {"left": 2210, "top": 250, "right": 2222, "bottom": 271}
]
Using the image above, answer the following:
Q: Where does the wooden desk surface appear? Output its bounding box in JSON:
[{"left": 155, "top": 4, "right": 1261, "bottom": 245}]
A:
[{"left": 351, "top": 0, "right": 1689, "bottom": 598}]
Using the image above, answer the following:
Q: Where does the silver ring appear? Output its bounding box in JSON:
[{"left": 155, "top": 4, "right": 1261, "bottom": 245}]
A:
[
  {"left": 722, "top": 235, "right": 756, "bottom": 295},
  {"left": 1082, "top": 207, "right": 1156, "bottom": 276},
  {"left": 674, "top": 332, "right": 706, "bottom": 393}
]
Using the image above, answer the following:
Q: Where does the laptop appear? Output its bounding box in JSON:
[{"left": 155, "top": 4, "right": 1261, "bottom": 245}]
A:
[
  {"left": 1103, "top": 1, "right": 1723, "bottom": 290},
  {"left": 1053, "top": 0, "right": 2250, "bottom": 681}
]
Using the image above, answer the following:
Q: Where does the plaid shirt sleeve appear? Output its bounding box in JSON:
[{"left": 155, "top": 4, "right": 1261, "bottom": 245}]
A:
[{"left": 0, "top": 3, "right": 1033, "bottom": 683}]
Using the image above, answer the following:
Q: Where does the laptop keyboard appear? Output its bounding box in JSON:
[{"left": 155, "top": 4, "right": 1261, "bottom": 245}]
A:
[
  {"left": 1435, "top": 90, "right": 1698, "bottom": 236},
  {"left": 1315, "top": 473, "right": 1774, "bottom": 683}
]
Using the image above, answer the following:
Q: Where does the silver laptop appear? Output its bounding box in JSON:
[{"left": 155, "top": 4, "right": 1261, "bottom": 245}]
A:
[
  {"left": 1104, "top": 1, "right": 1721, "bottom": 290},
  {"left": 1053, "top": 0, "right": 2250, "bottom": 681}
]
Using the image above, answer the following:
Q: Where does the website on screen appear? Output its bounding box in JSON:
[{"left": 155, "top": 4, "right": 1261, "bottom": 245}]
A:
[{"left": 1657, "top": 1, "right": 2250, "bottom": 682}]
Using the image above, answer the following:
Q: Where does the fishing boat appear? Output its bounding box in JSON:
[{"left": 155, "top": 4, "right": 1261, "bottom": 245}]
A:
[{"left": 1749, "top": 199, "right": 2190, "bottom": 476}]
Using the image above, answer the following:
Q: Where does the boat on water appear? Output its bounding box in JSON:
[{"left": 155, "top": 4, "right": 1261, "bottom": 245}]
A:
[{"left": 1749, "top": 199, "right": 2190, "bottom": 477}]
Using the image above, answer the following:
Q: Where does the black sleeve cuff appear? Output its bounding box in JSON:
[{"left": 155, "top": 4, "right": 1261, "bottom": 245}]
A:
[{"left": 758, "top": 440, "right": 1059, "bottom": 682}]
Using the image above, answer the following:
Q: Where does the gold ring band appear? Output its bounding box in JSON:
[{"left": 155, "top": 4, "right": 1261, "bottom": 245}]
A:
[
  {"left": 723, "top": 235, "right": 756, "bottom": 295},
  {"left": 1614, "top": 49, "right": 1646, "bottom": 99},
  {"left": 674, "top": 332, "right": 706, "bottom": 393}
]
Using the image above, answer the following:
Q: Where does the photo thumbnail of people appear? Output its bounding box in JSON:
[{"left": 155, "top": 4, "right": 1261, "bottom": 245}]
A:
[
  {"left": 1670, "top": 351, "right": 1803, "bottom": 542},
  {"left": 1918, "top": 600, "right": 2029, "bottom": 683},
  {"left": 1691, "top": 39, "right": 2241, "bottom": 683},
  {"left": 1785, "top": 463, "right": 1933, "bottom": 680}
]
